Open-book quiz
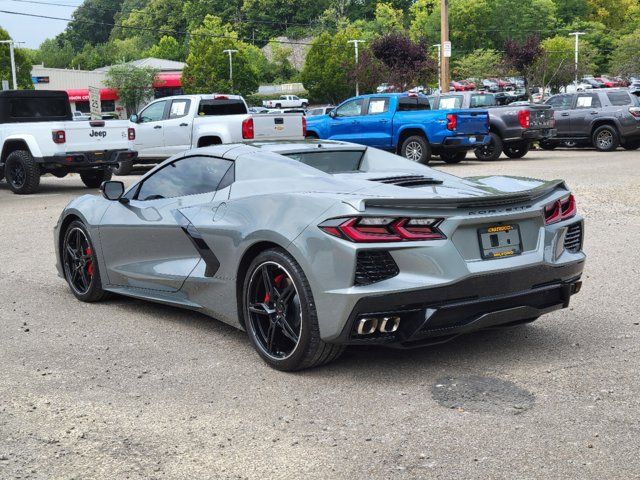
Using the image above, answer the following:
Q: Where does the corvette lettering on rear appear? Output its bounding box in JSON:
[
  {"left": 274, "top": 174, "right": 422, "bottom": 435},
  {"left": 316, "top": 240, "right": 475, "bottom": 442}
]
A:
[{"left": 469, "top": 205, "right": 531, "bottom": 215}]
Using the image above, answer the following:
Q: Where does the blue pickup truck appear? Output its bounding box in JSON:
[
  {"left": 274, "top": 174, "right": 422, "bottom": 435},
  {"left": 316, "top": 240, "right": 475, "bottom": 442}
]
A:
[{"left": 305, "top": 93, "right": 490, "bottom": 164}]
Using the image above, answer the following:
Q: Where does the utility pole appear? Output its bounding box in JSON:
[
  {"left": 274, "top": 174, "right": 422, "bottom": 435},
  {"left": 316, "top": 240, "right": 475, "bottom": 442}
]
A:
[
  {"left": 432, "top": 44, "right": 441, "bottom": 92},
  {"left": 222, "top": 49, "right": 238, "bottom": 92},
  {"left": 569, "top": 32, "right": 585, "bottom": 85},
  {"left": 347, "top": 39, "right": 365, "bottom": 96},
  {"left": 0, "top": 40, "right": 24, "bottom": 90},
  {"left": 439, "top": 0, "right": 450, "bottom": 92}
]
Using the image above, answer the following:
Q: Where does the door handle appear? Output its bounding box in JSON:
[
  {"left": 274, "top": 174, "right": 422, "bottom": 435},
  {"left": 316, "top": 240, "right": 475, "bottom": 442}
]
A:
[
  {"left": 590, "top": 111, "right": 598, "bottom": 115},
  {"left": 561, "top": 113, "right": 570, "bottom": 116},
  {"left": 154, "top": 125, "right": 162, "bottom": 129},
  {"left": 180, "top": 123, "right": 189, "bottom": 126},
  {"left": 380, "top": 119, "right": 389, "bottom": 124}
]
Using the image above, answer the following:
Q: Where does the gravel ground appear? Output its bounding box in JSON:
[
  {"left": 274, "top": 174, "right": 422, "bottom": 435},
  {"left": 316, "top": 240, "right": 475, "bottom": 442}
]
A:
[{"left": 1, "top": 149, "right": 639, "bottom": 479}]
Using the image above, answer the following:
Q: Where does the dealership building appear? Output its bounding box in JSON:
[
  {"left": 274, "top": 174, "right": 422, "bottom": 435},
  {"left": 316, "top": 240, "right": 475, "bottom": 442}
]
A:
[{"left": 31, "top": 58, "right": 185, "bottom": 117}]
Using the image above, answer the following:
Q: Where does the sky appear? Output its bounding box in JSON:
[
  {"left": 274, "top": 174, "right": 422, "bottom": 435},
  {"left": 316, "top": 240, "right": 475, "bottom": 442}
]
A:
[{"left": 0, "top": 0, "right": 79, "bottom": 49}]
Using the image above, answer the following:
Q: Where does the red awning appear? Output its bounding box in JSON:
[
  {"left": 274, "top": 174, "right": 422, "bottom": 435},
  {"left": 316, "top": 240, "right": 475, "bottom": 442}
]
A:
[
  {"left": 66, "top": 88, "right": 119, "bottom": 102},
  {"left": 154, "top": 72, "right": 182, "bottom": 88}
]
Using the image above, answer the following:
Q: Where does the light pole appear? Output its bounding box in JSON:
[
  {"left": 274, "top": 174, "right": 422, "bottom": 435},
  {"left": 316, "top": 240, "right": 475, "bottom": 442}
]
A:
[
  {"left": 347, "top": 39, "right": 365, "bottom": 96},
  {"left": 569, "top": 32, "right": 585, "bottom": 86},
  {"left": 432, "top": 44, "right": 441, "bottom": 92},
  {"left": 0, "top": 40, "right": 24, "bottom": 90},
  {"left": 222, "top": 49, "right": 238, "bottom": 92},
  {"left": 439, "top": 0, "right": 451, "bottom": 92}
]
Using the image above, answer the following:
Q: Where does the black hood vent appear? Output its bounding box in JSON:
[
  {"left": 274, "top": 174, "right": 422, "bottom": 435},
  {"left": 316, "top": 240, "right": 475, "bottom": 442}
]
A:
[{"left": 368, "top": 175, "right": 444, "bottom": 188}]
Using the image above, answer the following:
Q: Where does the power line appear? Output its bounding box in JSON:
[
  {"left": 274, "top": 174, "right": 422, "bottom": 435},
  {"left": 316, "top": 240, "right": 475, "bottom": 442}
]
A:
[{"left": 3, "top": 0, "right": 83, "bottom": 7}]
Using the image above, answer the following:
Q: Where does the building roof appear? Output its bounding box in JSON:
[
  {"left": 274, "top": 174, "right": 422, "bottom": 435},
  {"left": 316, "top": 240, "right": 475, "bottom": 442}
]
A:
[{"left": 94, "top": 57, "right": 186, "bottom": 73}]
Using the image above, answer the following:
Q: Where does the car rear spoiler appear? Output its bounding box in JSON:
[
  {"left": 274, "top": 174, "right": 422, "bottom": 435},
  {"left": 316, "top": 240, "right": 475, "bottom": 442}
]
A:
[{"left": 344, "top": 179, "right": 567, "bottom": 211}]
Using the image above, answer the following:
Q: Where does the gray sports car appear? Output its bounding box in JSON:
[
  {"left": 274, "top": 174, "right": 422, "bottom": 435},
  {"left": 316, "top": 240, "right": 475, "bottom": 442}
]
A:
[{"left": 54, "top": 140, "right": 585, "bottom": 371}]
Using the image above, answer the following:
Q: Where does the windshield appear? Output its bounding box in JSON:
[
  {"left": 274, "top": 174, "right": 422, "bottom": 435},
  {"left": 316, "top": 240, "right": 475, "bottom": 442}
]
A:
[
  {"left": 282, "top": 150, "right": 364, "bottom": 173},
  {"left": 198, "top": 99, "right": 247, "bottom": 115}
]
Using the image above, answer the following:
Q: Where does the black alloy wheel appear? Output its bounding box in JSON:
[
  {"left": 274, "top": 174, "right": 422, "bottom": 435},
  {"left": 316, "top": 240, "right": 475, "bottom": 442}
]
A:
[
  {"left": 63, "top": 226, "right": 95, "bottom": 296},
  {"left": 246, "top": 261, "right": 302, "bottom": 361},
  {"left": 502, "top": 140, "right": 530, "bottom": 159},
  {"left": 474, "top": 132, "right": 503, "bottom": 161}
]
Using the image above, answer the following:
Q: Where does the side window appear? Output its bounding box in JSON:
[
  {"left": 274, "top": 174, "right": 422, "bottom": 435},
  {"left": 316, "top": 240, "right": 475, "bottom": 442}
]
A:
[
  {"left": 169, "top": 99, "right": 191, "bottom": 119},
  {"left": 139, "top": 101, "right": 167, "bottom": 123},
  {"left": 136, "top": 156, "right": 233, "bottom": 201},
  {"left": 575, "top": 94, "right": 601, "bottom": 109},
  {"left": 335, "top": 99, "right": 364, "bottom": 117},
  {"left": 546, "top": 95, "right": 573, "bottom": 110},
  {"left": 417, "top": 98, "right": 431, "bottom": 110},
  {"left": 367, "top": 98, "right": 390, "bottom": 115},
  {"left": 607, "top": 91, "right": 632, "bottom": 106},
  {"left": 437, "top": 96, "right": 463, "bottom": 110}
]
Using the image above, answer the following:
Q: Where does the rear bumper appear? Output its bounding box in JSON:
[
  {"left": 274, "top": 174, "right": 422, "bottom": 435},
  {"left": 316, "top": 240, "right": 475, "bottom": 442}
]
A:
[
  {"left": 439, "top": 134, "right": 491, "bottom": 150},
  {"left": 38, "top": 149, "right": 138, "bottom": 168},
  {"left": 334, "top": 260, "right": 584, "bottom": 347},
  {"left": 522, "top": 128, "right": 557, "bottom": 140}
]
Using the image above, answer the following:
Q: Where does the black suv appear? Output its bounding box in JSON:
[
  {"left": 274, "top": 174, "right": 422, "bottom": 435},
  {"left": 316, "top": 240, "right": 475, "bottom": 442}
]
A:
[{"left": 542, "top": 89, "right": 640, "bottom": 151}]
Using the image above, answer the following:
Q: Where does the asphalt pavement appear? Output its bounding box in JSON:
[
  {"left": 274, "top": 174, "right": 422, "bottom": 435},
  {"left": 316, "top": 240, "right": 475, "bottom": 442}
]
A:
[{"left": 1, "top": 149, "right": 639, "bottom": 479}]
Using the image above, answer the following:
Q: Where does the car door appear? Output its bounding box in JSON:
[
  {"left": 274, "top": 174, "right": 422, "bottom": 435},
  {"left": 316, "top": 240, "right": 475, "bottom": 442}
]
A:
[
  {"left": 356, "top": 96, "right": 393, "bottom": 147},
  {"left": 162, "top": 98, "right": 193, "bottom": 156},
  {"left": 545, "top": 94, "right": 574, "bottom": 137},
  {"left": 326, "top": 98, "right": 365, "bottom": 142},
  {"left": 570, "top": 93, "right": 602, "bottom": 138},
  {"left": 134, "top": 99, "right": 168, "bottom": 158},
  {"left": 98, "top": 155, "right": 234, "bottom": 292}
]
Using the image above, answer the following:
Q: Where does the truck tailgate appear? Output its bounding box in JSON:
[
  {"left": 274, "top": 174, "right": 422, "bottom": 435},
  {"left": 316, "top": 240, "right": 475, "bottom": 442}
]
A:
[
  {"left": 63, "top": 120, "right": 131, "bottom": 152},
  {"left": 529, "top": 106, "right": 554, "bottom": 129},
  {"left": 451, "top": 109, "right": 489, "bottom": 135},
  {"left": 252, "top": 113, "right": 305, "bottom": 140}
]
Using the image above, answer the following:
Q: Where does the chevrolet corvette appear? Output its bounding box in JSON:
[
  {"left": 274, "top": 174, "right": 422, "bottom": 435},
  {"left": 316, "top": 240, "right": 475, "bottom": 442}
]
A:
[{"left": 54, "top": 140, "right": 585, "bottom": 370}]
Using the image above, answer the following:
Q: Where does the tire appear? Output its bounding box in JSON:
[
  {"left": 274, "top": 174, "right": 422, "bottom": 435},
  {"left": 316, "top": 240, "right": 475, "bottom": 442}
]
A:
[
  {"left": 0, "top": 165, "right": 4, "bottom": 182},
  {"left": 111, "top": 159, "right": 133, "bottom": 176},
  {"left": 305, "top": 132, "right": 319, "bottom": 139},
  {"left": 502, "top": 140, "right": 530, "bottom": 159},
  {"left": 400, "top": 135, "right": 431, "bottom": 164},
  {"left": 474, "top": 132, "right": 503, "bottom": 161},
  {"left": 301, "top": 102, "right": 308, "bottom": 108},
  {"left": 5, "top": 150, "right": 41, "bottom": 194},
  {"left": 275, "top": 103, "right": 282, "bottom": 109},
  {"left": 539, "top": 140, "right": 557, "bottom": 150},
  {"left": 80, "top": 169, "right": 112, "bottom": 188},
  {"left": 592, "top": 125, "right": 619, "bottom": 152},
  {"left": 440, "top": 151, "right": 466, "bottom": 164},
  {"left": 242, "top": 248, "right": 344, "bottom": 371},
  {"left": 62, "top": 220, "right": 109, "bottom": 302}
]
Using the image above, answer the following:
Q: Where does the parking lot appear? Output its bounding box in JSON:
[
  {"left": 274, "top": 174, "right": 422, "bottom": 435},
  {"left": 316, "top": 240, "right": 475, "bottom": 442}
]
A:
[{"left": 1, "top": 149, "right": 639, "bottom": 479}]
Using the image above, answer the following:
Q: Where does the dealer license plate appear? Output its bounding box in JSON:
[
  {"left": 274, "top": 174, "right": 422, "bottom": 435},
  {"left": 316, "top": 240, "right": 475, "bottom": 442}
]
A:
[{"left": 478, "top": 224, "right": 522, "bottom": 259}]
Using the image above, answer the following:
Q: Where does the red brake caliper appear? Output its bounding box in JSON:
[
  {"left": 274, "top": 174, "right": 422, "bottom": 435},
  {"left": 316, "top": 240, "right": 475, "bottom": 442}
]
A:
[
  {"left": 264, "top": 274, "right": 285, "bottom": 303},
  {"left": 86, "top": 248, "right": 93, "bottom": 276}
]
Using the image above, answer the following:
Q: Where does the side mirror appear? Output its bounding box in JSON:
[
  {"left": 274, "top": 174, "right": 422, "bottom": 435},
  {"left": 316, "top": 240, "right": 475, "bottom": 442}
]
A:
[
  {"left": 129, "top": 114, "right": 139, "bottom": 123},
  {"left": 100, "top": 181, "right": 125, "bottom": 201},
  {"left": 329, "top": 110, "right": 336, "bottom": 118}
]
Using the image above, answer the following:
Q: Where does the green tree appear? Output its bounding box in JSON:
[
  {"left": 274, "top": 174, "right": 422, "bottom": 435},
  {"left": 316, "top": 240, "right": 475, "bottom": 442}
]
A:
[
  {"left": 183, "top": 0, "right": 242, "bottom": 30},
  {"left": 147, "top": 36, "right": 185, "bottom": 61},
  {"left": 453, "top": 49, "right": 503, "bottom": 80},
  {"left": 300, "top": 25, "right": 363, "bottom": 103},
  {"left": 532, "top": 35, "right": 597, "bottom": 91},
  {"left": 587, "top": 0, "right": 635, "bottom": 30},
  {"left": 61, "top": 0, "right": 124, "bottom": 50},
  {"left": 104, "top": 64, "right": 158, "bottom": 115},
  {"left": 0, "top": 28, "right": 33, "bottom": 89},
  {"left": 182, "top": 16, "right": 259, "bottom": 96},
  {"left": 115, "top": 0, "right": 187, "bottom": 47},
  {"left": 369, "top": 2, "right": 405, "bottom": 35},
  {"left": 609, "top": 29, "right": 640, "bottom": 75},
  {"left": 33, "top": 38, "right": 76, "bottom": 68},
  {"left": 553, "top": 0, "right": 589, "bottom": 25},
  {"left": 267, "top": 41, "right": 297, "bottom": 83}
]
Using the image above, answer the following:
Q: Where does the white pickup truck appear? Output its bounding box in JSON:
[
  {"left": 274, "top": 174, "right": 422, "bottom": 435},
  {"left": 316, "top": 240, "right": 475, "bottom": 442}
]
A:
[
  {"left": 262, "top": 95, "right": 309, "bottom": 109},
  {"left": 0, "top": 90, "right": 136, "bottom": 194},
  {"left": 122, "top": 94, "right": 305, "bottom": 175}
]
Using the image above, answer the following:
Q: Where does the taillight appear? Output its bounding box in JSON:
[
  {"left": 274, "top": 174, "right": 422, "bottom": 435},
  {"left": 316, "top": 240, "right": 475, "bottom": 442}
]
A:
[
  {"left": 214, "top": 95, "right": 229, "bottom": 100},
  {"left": 518, "top": 109, "right": 530, "bottom": 129},
  {"left": 446, "top": 113, "right": 457, "bottom": 131},
  {"left": 544, "top": 195, "right": 577, "bottom": 225},
  {"left": 629, "top": 107, "right": 640, "bottom": 118},
  {"left": 52, "top": 130, "right": 66, "bottom": 144},
  {"left": 242, "top": 118, "right": 254, "bottom": 139},
  {"left": 319, "top": 217, "right": 445, "bottom": 242},
  {"left": 302, "top": 115, "right": 307, "bottom": 137},
  {"left": 128, "top": 127, "right": 136, "bottom": 140}
]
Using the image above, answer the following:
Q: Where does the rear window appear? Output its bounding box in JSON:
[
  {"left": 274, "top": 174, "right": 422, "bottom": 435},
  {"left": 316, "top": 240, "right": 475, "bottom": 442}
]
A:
[
  {"left": 283, "top": 150, "right": 364, "bottom": 173},
  {"left": 436, "top": 96, "right": 463, "bottom": 109},
  {"left": 198, "top": 99, "right": 247, "bottom": 116},
  {"left": 606, "top": 91, "right": 632, "bottom": 106},
  {"left": 8, "top": 98, "right": 69, "bottom": 119},
  {"left": 470, "top": 94, "right": 497, "bottom": 108},
  {"left": 398, "top": 97, "right": 430, "bottom": 111}
]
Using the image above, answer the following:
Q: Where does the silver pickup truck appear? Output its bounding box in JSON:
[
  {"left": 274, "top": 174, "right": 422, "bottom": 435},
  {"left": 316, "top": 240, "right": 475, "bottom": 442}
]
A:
[
  {"left": 0, "top": 90, "right": 136, "bottom": 194},
  {"left": 430, "top": 92, "right": 556, "bottom": 161}
]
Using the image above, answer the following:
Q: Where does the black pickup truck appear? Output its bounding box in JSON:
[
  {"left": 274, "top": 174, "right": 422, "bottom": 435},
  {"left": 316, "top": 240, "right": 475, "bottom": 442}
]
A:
[
  {"left": 541, "top": 89, "right": 640, "bottom": 151},
  {"left": 430, "top": 92, "right": 556, "bottom": 161}
]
